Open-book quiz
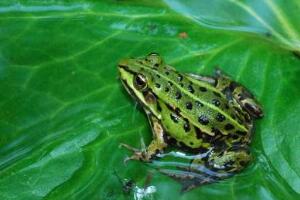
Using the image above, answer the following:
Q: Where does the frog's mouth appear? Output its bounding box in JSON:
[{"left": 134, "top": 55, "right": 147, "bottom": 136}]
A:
[{"left": 120, "top": 78, "right": 138, "bottom": 101}]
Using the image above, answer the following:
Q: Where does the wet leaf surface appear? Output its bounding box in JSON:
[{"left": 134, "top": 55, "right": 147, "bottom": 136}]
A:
[{"left": 0, "top": 1, "right": 300, "bottom": 199}]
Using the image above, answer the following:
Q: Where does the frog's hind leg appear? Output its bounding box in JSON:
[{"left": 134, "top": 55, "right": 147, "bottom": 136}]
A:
[
  {"left": 231, "top": 85, "right": 263, "bottom": 119},
  {"left": 207, "top": 147, "right": 252, "bottom": 175},
  {"left": 158, "top": 156, "right": 225, "bottom": 192},
  {"left": 120, "top": 113, "right": 168, "bottom": 163},
  {"left": 160, "top": 146, "right": 251, "bottom": 192},
  {"left": 214, "top": 69, "right": 263, "bottom": 119},
  {"left": 159, "top": 168, "right": 218, "bottom": 192}
]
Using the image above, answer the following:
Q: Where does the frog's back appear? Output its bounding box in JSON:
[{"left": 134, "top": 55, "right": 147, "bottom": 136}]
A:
[{"left": 144, "top": 64, "right": 251, "bottom": 148}]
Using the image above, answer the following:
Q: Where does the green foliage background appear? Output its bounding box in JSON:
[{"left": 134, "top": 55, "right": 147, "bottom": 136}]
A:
[{"left": 0, "top": 0, "right": 300, "bottom": 199}]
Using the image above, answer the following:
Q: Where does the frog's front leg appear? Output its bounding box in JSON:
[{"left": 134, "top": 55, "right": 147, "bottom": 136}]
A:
[
  {"left": 214, "top": 69, "right": 263, "bottom": 118},
  {"left": 120, "top": 114, "right": 167, "bottom": 163}
]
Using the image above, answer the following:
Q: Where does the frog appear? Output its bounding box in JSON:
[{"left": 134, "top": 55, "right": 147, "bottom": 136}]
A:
[{"left": 118, "top": 53, "right": 263, "bottom": 191}]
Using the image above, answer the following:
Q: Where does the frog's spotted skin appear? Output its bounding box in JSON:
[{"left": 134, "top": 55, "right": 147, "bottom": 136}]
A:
[{"left": 118, "top": 53, "right": 263, "bottom": 191}]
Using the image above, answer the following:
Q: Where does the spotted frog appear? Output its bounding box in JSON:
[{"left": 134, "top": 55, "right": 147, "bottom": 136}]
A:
[{"left": 118, "top": 53, "right": 263, "bottom": 191}]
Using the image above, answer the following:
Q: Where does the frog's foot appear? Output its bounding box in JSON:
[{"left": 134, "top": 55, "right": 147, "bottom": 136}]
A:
[
  {"left": 120, "top": 115, "right": 168, "bottom": 164},
  {"left": 208, "top": 148, "right": 251, "bottom": 173},
  {"left": 119, "top": 143, "right": 149, "bottom": 163}
]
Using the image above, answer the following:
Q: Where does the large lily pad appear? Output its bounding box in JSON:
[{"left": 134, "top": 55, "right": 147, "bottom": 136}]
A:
[{"left": 0, "top": 1, "right": 299, "bottom": 199}]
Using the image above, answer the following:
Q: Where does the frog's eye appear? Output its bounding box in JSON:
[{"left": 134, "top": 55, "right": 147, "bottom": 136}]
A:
[
  {"left": 134, "top": 74, "right": 147, "bottom": 91},
  {"left": 146, "top": 53, "right": 163, "bottom": 67}
]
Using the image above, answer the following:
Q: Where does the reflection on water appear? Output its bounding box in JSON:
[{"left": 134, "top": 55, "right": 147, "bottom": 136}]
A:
[
  {"left": 150, "top": 150, "right": 235, "bottom": 192},
  {"left": 134, "top": 185, "right": 156, "bottom": 200},
  {"left": 144, "top": 147, "right": 297, "bottom": 199}
]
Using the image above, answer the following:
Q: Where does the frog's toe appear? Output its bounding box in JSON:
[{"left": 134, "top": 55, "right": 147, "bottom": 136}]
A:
[
  {"left": 120, "top": 145, "right": 151, "bottom": 163},
  {"left": 123, "top": 152, "right": 143, "bottom": 164},
  {"left": 123, "top": 156, "right": 131, "bottom": 165},
  {"left": 119, "top": 143, "right": 140, "bottom": 152}
]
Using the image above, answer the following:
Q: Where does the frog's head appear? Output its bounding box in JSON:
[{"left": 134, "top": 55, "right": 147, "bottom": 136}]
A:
[{"left": 118, "top": 53, "right": 163, "bottom": 114}]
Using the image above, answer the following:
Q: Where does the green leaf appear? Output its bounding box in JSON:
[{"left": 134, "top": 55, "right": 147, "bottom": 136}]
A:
[
  {"left": 0, "top": 1, "right": 299, "bottom": 199},
  {"left": 164, "top": 0, "right": 300, "bottom": 50}
]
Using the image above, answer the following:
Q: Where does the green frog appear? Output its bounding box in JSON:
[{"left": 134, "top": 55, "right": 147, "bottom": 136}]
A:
[{"left": 118, "top": 53, "right": 263, "bottom": 191}]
